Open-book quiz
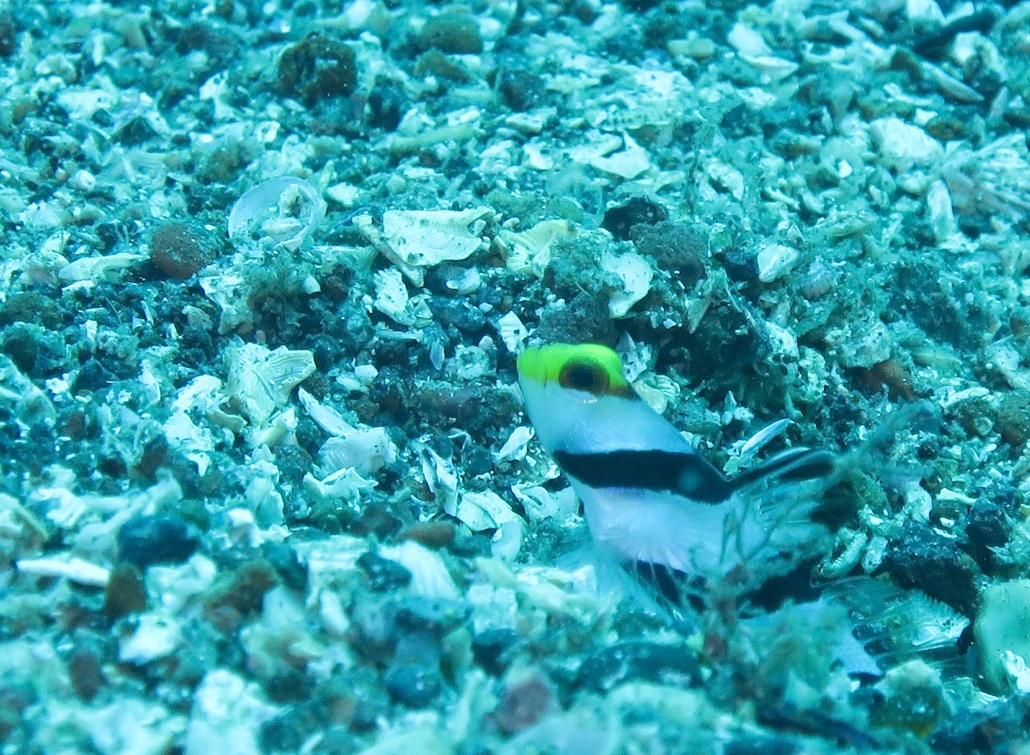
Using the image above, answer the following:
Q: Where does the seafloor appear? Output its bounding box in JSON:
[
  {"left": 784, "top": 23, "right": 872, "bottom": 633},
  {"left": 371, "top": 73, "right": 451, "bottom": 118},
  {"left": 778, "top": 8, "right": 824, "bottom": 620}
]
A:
[{"left": 1, "top": 0, "right": 1030, "bottom": 752}]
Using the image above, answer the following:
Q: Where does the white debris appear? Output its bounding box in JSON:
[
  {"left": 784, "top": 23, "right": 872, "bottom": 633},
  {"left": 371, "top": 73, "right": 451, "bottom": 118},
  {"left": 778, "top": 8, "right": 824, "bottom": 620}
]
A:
[
  {"left": 185, "top": 670, "right": 279, "bottom": 755},
  {"left": 601, "top": 251, "right": 654, "bottom": 318},
  {"left": 756, "top": 243, "right": 800, "bottom": 283},
  {"left": 225, "top": 342, "right": 316, "bottom": 427},
  {"left": 227, "top": 176, "right": 326, "bottom": 253},
  {"left": 119, "top": 613, "right": 183, "bottom": 664},
  {"left": 378, "top": 541, "right": 460, "bottom": 599},
  {"left": 16, "top": 554, "right": 110, "bottom": 586},
  {"left": 496, "top": 310, "right": 529, "bottom": 353},
  {"left": 869, "top": 117, "right": 944, "bottom": 170}
]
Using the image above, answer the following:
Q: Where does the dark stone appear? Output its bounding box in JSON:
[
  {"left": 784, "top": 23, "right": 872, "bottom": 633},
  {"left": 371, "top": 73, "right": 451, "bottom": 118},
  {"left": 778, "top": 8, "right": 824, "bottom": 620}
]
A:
[
  {"left": 68, "top": 648, "right": 104, "bottom": 702},
  {"left": 132, "top": 435, "right": 205, "bottom": 499},
  {"left": 499, "top": 70, "right": 542, "bottom": 112},
  {"left": 418, "top": 12, "right": 483, "bottom": 54},
  {"left": 2, "top": 322, "right": 68, "bottom": 378},
  {"left": 427, "top": 297, "right": 487, "bottom": 334},
  {"left": 114, "top": 116, "right": 158, "bottom": 146},
  {"left": 630, "top": 221, "right": 708, "bottom": 282},
  {"left": 602, "top": 197, "right": 668, "bottom": 241},
  {"left": 104, "top": 564, "right": 148, "bottom": 617},
  {"left": 366, "top": 84, "right": 405, "bottom": 132},
  {"left": 995, "top": 391, "right": 1030, "bottom": 447},
  {"left": 493, "top": 677, "right": 551, "bottom": 735},
  {"left": 576, "top": 641, "right": 701, "bottom": 693},
  {"left": 0, "top": 292, "right": 64, "bottom": 329},
  {"left": 278, "top": 33, "right": 357, "bottom": 108},
  {"left": 536, "top": 292, "right": 617, "bottom": 346},
  {"left": 150, "top": 221, "right": 217, "bottom": 279},
  {"left": 881, "top": 520, "right": 979, "bottom": 614},
  {"left": 0, "top": 11, "right": 15, "bottom": 58},
  {"left": 383, "top": 631, "right": 443, "bottom": 708},
  {"left": 357, "top": 551, "right": 412, "bottom": 592},
  {"left": 204, "top": 559, "right": 280, "bottom": 627},
  {"left": 962, "top": 501, "right": 1010, "bottom": 573},
  {"left": 71, "top": 359, "right": 114, "bottom": 394},
  {"left": 472, "top": 628, "right": 519, "bottom": 676},
  {"left": 118, "top": 515, "right": 200, "bottom": 569},
  {"left": 262, "top": 542, "right": 309, "bottom": 592},
  {"left": 394, "top": 597, "right": 469, "bottom": 636},
  {"left": 911, "top": 10, "right": 997, "bottom": 59}
]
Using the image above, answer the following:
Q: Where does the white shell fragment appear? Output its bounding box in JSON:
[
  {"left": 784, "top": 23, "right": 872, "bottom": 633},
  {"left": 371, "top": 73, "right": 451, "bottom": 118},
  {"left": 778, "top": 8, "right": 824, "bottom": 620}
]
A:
[
  {"left": 756, "top": 243, "right": 800, "bottom": 283},
  {"left": 318, "top": 428, "right": 398, "bottom": 477},
  {"left": 378, "top": 541, "right": 461, "bottom": 599},
  {"left": 228, "top": 176, "right": 327, "bottom": 253},
  {"left": 869, "top": 117, "right": 943, "bottom": 170},
  {"left": 601, "top": 251, "right": 653, "bottom": 318},
  {"left": 450, "top": 491, "right": 525, "bottom": 561},
  {"left": 496, "top": 311, "right": 529, "bottom": 353},
  {"left": 58, "top": 253, "right": 144, "bottom": 285},
  {"left": 374, "top": 207, "right": 493, "bottom": 282},
  {"left": 499, "top": 219, "right": 575, "bottom": 277},
  {"left": 584, "top": 132, "right": 652, "bottom": 179},
  {"left": 119, "top": 613, "right": 183, "bottom": 664},
  {"left": 225, "top": 342, "right": 316, "bottom": 427},
  {"left": 185, "top": 670, "right": 279, "bottom": 755},
  {"left": 16, "top": 554, "right": 110, "bottom": 586}
]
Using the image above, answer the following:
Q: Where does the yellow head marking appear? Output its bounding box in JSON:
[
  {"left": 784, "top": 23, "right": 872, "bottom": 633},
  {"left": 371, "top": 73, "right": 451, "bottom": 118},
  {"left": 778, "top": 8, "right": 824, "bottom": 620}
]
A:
[{"left": 517, "top": 344, "right": 634, "bottom": 398}]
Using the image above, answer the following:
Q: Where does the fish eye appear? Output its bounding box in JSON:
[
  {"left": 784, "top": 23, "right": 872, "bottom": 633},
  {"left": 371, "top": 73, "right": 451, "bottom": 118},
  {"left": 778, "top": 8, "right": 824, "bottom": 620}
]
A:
[{"left": 559, "top": 359, "right": 609, "bottom": 394}]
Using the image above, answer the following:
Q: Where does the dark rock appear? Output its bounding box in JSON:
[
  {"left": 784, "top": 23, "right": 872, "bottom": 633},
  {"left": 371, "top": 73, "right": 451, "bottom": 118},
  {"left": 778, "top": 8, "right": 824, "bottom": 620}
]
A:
[
  {"left": 68, "top": 647, "right": 104, "bottom": 702},
  {"left": 418, "top": 12, "right": 483, "bottom": 54},
  {"left": 132, "top": 435, "right": 205, "bottom": 499},
  {"left": 630, "top": 221, "right": 708, "bottom": 282},
  {"left": 118, "top": 515, "right": 200, "bottom": 569},
  {"left": 278, "top": 33, "right": 357, "bottom": 108},
  {"left": 262, "top": 542, "right": 309, "bottom": 592},
  {"left": 995, "top": 391, "right": 1030, "bottom": 447},
  {"left": 493, "top": 676, "right": 551, "bottom": 735},
  {"left": 204, "top": 558, "right": 279, "bottom": 625},
  {"left": 427, "top": 297, "right": 487, "bottom": 334},
  {"left": 394, "top": 597, "right": 469, "bottom": 636},
  {"left": 104, "top": 564, "right": 148, "bottom": 618},
  {"left": 962, "top": 501, "right": 1010, "bottom": 574},
  {"left": 499, "top": 70, "right": 543, "bottom": 112},
  {"left": 383, "top": 631, "right": 443, "bottom": 708},
  {"left": 881, "top": 520, "right": 979, "bottom": 614},
  {"left": 0, "top": 292, "right": 64, "bottom": 329},
  {"left": 1, "top": 322, "right": 68, "bottom": 378},
  {"left": 71, "top": 359, "right": 114, "bottom": 394},
  {"left": 473, "top": 628, "right": 520, "bottom": 676},
  {"left": 114, "top": 116, "right": 158, "bottom": 146},
  {"left": 357, "top": 551, "right": 412, "bottom": 592},
  {"left": 150, "top": 221, "right": 217, "bottom": 279},
  {"left": 602, "top": 197, "right": 668, "bottom": 241},
  {"left": 366, "top": 83, "right": 405, "bottom": 132},
  {"left": 576, "top": 641, "right": 701, "bottom": 693},
  {"left": 536, "top": 292, "right": 617, "bottom": 346},
  {"left": 197, "top": 140, "right": 250, "bottom": 185}
]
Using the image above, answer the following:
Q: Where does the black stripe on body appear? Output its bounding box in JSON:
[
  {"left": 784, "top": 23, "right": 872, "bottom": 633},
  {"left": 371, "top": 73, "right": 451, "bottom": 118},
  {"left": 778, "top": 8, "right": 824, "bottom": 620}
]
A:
[
  {"left": 729, "top": 448, "right": 837, "bottom": 492},
  {"left": 552, "top": 449, "right": 734, "bottom": 503}
]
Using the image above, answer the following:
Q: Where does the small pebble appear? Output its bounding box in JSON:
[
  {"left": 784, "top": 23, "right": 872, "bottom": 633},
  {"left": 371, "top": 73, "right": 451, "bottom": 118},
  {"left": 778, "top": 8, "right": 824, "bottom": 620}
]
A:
[
  {"left": 357, "top": 551, "right": 412, "bottom": 592},
  {"left": 117, "top": 515, "right": 200, "bottom": 569}
]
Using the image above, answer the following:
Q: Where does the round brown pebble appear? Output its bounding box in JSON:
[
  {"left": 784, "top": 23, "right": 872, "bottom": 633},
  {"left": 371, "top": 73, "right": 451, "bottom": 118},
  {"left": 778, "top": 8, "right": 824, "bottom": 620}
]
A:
[
  {"left": 150, "top": 221, "right": 216, "bottom": 278},
  {"left": 996, "top": 391, "right": 1030, "bottom": 447}
]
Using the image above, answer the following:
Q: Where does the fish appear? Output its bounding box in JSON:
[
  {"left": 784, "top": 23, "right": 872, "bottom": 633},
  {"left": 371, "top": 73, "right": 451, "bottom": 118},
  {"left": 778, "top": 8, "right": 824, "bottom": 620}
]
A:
[{"left": 516, "top": 342, "right": 843, "bottom": 613}]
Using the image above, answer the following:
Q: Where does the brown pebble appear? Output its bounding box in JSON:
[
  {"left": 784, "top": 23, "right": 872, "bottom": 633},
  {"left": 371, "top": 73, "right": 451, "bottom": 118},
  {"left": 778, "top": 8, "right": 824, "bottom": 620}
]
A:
[
  {"left": 150, "top": 221, "right": 216, "bottom": 278},
  {"left": 399, "top": 521, "right": 456, "bottom": 549},
  {"left": 69, "top": 648, "right": 104, "bottom": 702},
  {"left": 996, "top": 391, "right": 1030, "bottom": 447},
  {"left": 104, "top": 564, "right": 147, "bottom": 618},
  {"left": 493, "top": 677, "right": 552, "bottom": 735},
  {"left": 204, "top": 558, "right": 279, "bottom": 620}
]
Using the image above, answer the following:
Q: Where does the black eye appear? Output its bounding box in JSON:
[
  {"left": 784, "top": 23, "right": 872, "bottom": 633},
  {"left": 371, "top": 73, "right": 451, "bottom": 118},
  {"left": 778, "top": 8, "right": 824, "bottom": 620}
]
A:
[{"left": 559, "top": 359, "right": 609, "bottom": 394}]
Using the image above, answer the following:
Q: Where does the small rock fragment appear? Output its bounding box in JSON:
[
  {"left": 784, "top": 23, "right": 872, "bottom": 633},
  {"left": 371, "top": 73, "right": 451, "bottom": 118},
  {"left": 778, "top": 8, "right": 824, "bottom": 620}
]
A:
[
  {"left": 150, "top": 222, "right": 217, "bottom": 279},
  {"left": 118, "top": 515, "right": 200, "bottom": 569}
]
